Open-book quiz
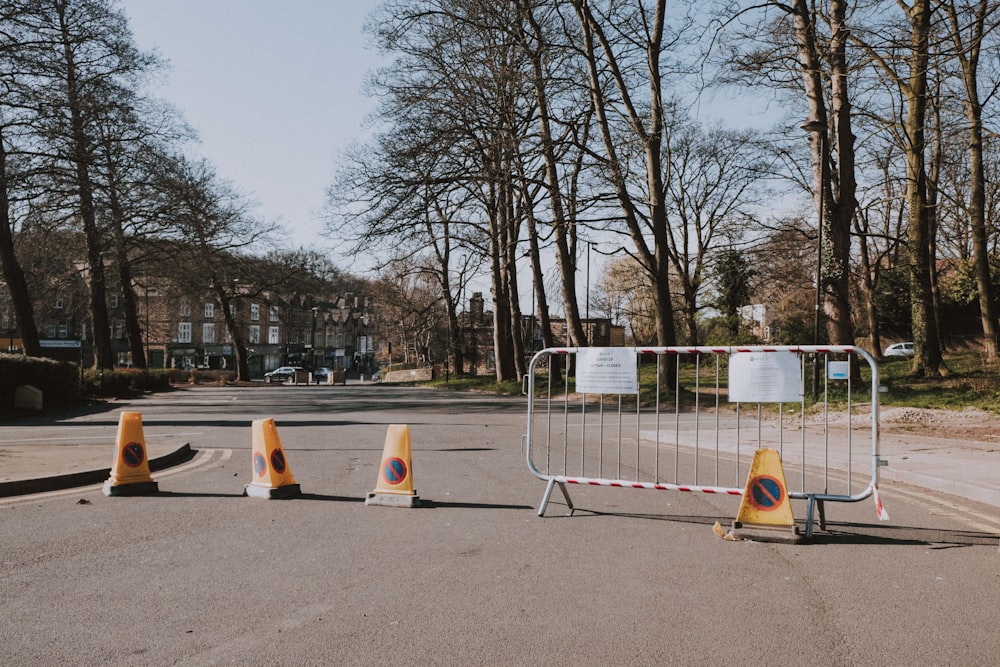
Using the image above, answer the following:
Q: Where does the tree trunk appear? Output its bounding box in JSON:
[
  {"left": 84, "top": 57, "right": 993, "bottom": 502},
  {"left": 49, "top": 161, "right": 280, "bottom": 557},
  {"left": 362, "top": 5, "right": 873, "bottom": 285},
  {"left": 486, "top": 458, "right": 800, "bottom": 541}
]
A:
[
  {"left": 59, "top": 8, "right": 112, "bottom": 369},
  {"left": 519, "top": 1, "right": 588, "bottom": 350},
  {"left": 904, "top": 0, "right": 942, "bottom": 376},
  {"left": 946, "top": 0, "right": 997, "bottom": 359},
  {"left": 824, "top": 0, "right": 856, "bottom": 348},
  {"left": 102, "top": 141, "right": 147, "bottom": 369},
  {"left": 0, "top": 130, "right": 41, "bottom": 356}
]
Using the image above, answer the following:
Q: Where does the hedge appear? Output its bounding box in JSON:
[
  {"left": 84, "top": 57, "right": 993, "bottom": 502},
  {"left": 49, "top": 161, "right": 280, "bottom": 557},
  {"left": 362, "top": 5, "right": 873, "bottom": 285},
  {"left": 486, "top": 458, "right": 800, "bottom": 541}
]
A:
[{"left": 0, "top": 353, "right": 82, "bottom": 409}]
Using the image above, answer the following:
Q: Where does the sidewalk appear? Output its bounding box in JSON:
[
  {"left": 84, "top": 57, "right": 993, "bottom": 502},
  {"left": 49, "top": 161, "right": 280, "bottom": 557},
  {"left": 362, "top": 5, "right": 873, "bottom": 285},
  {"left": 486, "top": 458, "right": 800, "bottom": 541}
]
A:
[{"left": 0, "top": 441, "right": 193, "bottom": 497}]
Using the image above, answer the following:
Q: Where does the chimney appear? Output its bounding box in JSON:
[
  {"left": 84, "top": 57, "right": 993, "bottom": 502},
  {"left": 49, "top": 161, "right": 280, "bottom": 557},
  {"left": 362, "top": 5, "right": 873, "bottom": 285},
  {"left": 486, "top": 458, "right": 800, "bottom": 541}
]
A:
[{"left": 470, "top": 292, "right": 485, "bottom": 322}]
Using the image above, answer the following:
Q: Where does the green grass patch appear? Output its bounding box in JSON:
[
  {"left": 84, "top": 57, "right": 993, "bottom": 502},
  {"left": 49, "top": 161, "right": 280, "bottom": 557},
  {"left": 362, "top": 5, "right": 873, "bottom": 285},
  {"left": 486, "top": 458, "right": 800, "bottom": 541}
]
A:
[{"left": 421, "top": 350, "right": 1000, "bottom": 414}]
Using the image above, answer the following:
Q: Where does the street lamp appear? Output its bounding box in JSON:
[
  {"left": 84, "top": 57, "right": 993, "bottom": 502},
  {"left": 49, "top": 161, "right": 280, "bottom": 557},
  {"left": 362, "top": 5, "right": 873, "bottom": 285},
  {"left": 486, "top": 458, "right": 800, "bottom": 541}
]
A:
[
  {"left": 802, "top": 119, "right": 827, "bottom": 401},
  {"left": 310, "top": 306, "right": 318, "bottom": 370}
]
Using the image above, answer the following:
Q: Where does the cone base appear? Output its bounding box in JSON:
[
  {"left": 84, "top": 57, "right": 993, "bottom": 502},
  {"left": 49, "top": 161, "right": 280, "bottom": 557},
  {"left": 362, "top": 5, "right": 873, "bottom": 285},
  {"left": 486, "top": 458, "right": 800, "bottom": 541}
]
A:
[
  {"left": 728, "top": 521, "right": 804, "bottom": 544},
  {"left": 244, "top": 483, "right": 301, "bottom": 499},
  {"left": 366, "top": 491, "right": 421, "bottom": 508},
  {"left": 102, "top": 480, "right": 159, "bottom": 497}
]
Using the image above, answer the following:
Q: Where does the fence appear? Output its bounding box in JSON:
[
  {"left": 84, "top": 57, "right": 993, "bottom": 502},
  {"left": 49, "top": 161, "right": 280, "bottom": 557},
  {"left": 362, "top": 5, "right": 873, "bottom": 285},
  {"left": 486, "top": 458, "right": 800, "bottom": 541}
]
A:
[{"left": 523, "top": 346, "right": 886, "bottom": 538}]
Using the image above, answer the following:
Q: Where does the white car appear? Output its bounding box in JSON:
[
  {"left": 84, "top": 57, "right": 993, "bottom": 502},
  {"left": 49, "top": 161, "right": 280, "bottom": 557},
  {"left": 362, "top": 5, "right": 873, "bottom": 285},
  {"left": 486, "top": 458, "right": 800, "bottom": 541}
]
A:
[{"left": 883, "top": 342, "right": 914, "bottom": 358}]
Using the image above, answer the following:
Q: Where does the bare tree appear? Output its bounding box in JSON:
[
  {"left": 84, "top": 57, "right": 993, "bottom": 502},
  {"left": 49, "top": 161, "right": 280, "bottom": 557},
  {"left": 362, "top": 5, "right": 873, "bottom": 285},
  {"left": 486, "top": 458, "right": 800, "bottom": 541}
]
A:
[
  {"left": 571, "top": 0, "right": 681, "bottom": 386},
  {"left": 941, "top": 0, "right": 1000, "bottom": 359},
  {"left": 10, "top": 0, "right": 159, "bottom": 368},
  {"left": 157, "top": 157, "right": 277, "bottom": 382}
]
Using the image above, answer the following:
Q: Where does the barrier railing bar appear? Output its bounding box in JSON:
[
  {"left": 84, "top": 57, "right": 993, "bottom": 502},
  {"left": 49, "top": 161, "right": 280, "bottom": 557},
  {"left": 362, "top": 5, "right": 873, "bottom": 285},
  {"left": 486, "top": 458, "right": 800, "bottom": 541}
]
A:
[
  {"left": 823, "top": 352, "right": 830, "bottom": 493},
  {"left": 673, "top": 354, "right": 680, "bottom": 485},
  {"left": 714, "top": 355, "right": 721, "bottom": 487},
  {"left": 800, "top": 354, "right": 807, "bottom": 495},
  {"left": 694, "top": 353, "right": 701, "bottom": 483},
  {"left": 654, "top": 352, "right": 661, "bottom": 484}
]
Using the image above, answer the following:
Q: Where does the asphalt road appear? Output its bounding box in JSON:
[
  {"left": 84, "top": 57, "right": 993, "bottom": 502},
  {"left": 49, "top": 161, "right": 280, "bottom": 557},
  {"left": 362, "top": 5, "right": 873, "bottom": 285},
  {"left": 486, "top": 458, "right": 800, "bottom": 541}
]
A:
[{"left": 1, "top": 385, "right": 999, "bottom": 665}]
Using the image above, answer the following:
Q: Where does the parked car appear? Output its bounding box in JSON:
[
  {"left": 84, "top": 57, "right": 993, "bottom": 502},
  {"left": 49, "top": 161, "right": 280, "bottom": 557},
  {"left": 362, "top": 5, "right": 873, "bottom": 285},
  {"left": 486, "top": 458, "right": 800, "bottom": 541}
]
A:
[
  {"left": 313, "top": 367, "right": 333, "bottom": 383},
  {"left": 883, "top": 342, "right": 915, "bottom": 358},
  {"left": 264, "top": 366, "right": 303, "bottom": 383}
]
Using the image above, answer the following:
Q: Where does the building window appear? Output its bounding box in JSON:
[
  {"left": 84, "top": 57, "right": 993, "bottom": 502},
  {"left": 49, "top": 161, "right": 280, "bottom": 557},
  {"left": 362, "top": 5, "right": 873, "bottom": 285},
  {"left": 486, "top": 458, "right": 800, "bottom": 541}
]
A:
[
  {"left": 180, "top": 303, "right": 192, "bottom": 317},
  {"left": 249, "top": 325, "right": 260, "bottom": 344},
  {"left": 204, "top": 303, "right": 214, "bottom": 319},
  {"left": 55, "top": 298, "right": 64, "bottom": 310},
  {"left": 178, "top": 322, "right": 192, "bottom": 343},
  {"left": 110, "top": 295, "right": 120, "bottom": 308},
  {"left": 46, "top": 324, "right": 56, "bottom": 338},
  {"left": 269, "top": 306, "right": 279, "bottom": 322},
  {"left": 268, "top": 326, "right": 279, "bottom": 344},
  {"left": 250, "top": 303, "right": 260, "bottom": 321},
  {"left": 203, "top": 323, "right": 216, "bottom": 344},
  {"left": 57, "top": 323, "right": 68, "bottom": 339}
]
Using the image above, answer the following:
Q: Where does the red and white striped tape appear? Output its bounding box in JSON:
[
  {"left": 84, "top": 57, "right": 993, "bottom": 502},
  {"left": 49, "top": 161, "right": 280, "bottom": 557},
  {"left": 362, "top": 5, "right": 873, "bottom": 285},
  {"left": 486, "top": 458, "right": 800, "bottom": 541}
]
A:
[{"left": 556, "top": 476, "right": 743, "bottom": 496}]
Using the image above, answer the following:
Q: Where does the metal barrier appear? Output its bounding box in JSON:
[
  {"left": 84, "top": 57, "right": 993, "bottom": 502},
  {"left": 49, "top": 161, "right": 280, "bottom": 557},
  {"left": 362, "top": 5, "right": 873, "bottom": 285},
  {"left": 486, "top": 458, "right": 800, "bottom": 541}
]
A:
[{"left": 523, "top": 346, "right": 885, "bottom": 538}]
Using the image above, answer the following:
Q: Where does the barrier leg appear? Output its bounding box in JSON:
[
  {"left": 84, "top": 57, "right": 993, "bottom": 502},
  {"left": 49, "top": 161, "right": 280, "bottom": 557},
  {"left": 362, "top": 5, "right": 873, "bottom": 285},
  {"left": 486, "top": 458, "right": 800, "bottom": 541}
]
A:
[
  {"left": 803, "top": 495, "right": 826, "bottom": 539},
  {"left": 558, "top": 481, "right": 575, "bottom": 516},
  {"left": 538, "top": 478, "right": 556, "bottom": 516},
  {"left": 538, "top": 479, "right": 574, "bottom": 517}
]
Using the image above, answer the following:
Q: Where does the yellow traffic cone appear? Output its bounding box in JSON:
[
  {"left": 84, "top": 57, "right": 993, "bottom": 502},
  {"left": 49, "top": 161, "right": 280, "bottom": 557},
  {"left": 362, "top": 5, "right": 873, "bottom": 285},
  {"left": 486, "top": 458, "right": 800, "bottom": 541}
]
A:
[
  {"left": 102, "top": 412, "right": 159, "bottom": 496},
  {"left": 722, "top": 448, "right": 802, "bottom": 543},
  {"left": 244, "top": 418, "right": 301, "bottom": 499},
  {"left": 366, "top": 424, "right": 421, "bottom": 507}
]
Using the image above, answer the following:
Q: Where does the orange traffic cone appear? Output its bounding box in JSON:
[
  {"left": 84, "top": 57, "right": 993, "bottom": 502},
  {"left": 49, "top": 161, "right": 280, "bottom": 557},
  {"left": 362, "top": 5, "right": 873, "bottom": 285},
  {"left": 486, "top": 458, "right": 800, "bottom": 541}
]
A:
[
  {"left": 366, "top": 424, "right": 421, "bottom": 507},
  {"left": 244, "top": 418, "right": 301, "bottom": 499},
  {"left": 102, "top": 412, "right": 159, "bottom": 496},
  {"left": 720, "top": 448, "right": 801, "bottom": 543}
]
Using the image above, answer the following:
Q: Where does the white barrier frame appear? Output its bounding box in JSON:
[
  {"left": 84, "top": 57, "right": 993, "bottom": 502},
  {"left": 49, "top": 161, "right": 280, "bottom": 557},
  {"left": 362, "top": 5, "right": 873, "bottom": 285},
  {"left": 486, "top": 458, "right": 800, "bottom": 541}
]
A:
[{"left": 524, "top": 346, "right": 884, "bottom": 538}]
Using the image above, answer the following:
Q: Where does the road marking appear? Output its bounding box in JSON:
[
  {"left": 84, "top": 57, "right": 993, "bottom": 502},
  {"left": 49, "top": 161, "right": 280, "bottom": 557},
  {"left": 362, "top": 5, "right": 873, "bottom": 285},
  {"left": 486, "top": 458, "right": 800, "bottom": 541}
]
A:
[
  {"left": 0, "top": 449, "right": 232, "bottom": 505},
  {"left": 0, "top": 432, "right": 204, "bottom": 443}
]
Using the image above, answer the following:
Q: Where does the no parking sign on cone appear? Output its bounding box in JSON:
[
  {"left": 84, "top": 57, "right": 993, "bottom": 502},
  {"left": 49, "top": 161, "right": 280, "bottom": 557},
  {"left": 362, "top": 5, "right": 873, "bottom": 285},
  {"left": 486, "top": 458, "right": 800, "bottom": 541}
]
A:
[
  {"left": 244, "top": 418, "right": 301, "bottom": 499},
  {"left": 366, "top": 424, "right": 421, "bottom": 508},
  {"left": 102, "top": 412, "right": 159, "bottom": 497}
]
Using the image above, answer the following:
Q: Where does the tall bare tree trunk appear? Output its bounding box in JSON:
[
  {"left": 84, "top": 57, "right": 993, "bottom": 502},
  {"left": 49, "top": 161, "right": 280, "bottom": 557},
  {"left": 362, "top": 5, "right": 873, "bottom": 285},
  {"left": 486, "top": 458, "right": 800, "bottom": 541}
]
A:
[
  {"left": 0, "top": 130, "right": 41, "bottom": 356},
  {"left": 946, "top": 0, "right": 997, "bottom": 360},
  {"left": 904, "top": 0, "right": 942, "bottom": 376}
]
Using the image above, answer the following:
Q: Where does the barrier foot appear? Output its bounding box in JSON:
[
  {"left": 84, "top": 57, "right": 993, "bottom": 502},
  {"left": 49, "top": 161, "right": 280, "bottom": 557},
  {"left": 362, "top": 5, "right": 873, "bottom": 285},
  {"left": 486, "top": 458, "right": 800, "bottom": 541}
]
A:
[
  {"left": 803, "top": 496, "right": 826, "bottom": 539},
  {"left": 244, "top": 483, "right": 301, "bottom": 499},
  {"left": 102, "top": 480, "right": 159, "bottom": 497},
  {"left": 538, "top": 479, "right": 574, "bottom": 517},
  {"left": 728, "top": 520, "right": 805, "bottom": 544},
  {"left": 365, "top": 492, "right": 422, "bottom": 508},
  {"left": 558, "top": 481, "right": 575, "bottom": 516},
  {"left": 538, "top": 479, "right": 555, "bottom": 516}
]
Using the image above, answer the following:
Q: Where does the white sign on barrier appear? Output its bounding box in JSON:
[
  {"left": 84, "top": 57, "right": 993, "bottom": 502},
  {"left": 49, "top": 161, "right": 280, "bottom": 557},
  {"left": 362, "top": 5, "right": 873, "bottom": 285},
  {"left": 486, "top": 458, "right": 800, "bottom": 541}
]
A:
[
  {"left": 575, "top": 347, "right": 638, "bottom": 394},
  {"left": 728, "top": 351, "right": 802, "bottom": 403}
]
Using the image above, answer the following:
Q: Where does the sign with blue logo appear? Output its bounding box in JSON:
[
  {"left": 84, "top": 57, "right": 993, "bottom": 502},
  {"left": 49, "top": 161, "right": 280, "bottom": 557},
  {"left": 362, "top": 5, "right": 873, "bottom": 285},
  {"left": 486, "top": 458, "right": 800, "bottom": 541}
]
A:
[
  {"left": 382, "top": 457, "right": 407, "bottom": 485},
  {"left": 122, "top": 442, "right": 145, "bottom": 468},
  {"left": 747, "top": 475, "right": 784, "bottom": 511},
  {"left": 253, "top": 452, "right": 267, "bottom": 477}
]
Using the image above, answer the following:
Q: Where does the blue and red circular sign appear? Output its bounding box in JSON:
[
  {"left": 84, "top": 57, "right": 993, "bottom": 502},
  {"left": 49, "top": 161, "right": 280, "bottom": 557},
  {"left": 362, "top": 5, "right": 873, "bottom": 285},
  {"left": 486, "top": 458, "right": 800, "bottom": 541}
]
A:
[
  {"left": 270, "top": 449, "right": 286, "bottom": 474},
  {"left": 747, "top": 475, "right": 784, "bottom": 511},
  {"left": 382, "top": 457, "right": 407, "bottom": 485},
  {"left": 122, "top": 442, "right": 145, "bottom": 468},
  {"left": 253, "top": 452, "right": 267, "bottom": 477}
]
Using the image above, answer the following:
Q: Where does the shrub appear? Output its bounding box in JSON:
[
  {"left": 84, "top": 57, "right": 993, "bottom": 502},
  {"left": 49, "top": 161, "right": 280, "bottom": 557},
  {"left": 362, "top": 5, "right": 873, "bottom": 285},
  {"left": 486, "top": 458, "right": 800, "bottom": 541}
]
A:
[
  {"left": 82, "top": 368, "right": 174, "bottom": 397},
  {"left": 0, "top": 353, "right": 81, "bottom": 409}
]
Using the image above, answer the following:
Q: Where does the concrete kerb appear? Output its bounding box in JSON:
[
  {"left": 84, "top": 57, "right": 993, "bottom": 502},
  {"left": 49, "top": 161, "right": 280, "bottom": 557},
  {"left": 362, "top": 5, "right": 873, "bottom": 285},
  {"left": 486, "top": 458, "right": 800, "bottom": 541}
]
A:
[{"left": 0, "top": 443, "right": 195, "bottom": 498}]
